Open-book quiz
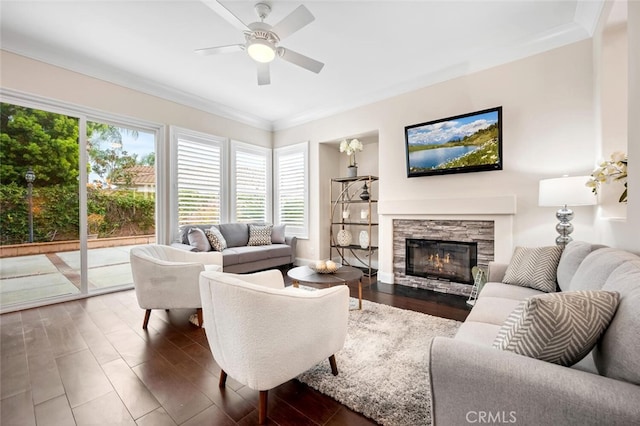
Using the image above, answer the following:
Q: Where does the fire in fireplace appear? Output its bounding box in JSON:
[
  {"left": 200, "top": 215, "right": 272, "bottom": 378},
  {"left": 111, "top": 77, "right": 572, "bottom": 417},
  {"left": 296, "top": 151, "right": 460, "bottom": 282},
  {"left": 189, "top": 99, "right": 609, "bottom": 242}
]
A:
[{"left": 405, "top": 239, "right": 478, "bottom": 285}]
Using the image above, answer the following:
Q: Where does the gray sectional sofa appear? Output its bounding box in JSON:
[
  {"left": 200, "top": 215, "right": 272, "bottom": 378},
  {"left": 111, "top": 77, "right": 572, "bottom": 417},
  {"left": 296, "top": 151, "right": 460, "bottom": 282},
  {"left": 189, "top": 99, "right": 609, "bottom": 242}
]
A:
[
  {"left": 172, "top": 223, "right": 297, "bottom": 273},
  {"left": 428, "top": 241, "right": 640, "bottom": 425}
]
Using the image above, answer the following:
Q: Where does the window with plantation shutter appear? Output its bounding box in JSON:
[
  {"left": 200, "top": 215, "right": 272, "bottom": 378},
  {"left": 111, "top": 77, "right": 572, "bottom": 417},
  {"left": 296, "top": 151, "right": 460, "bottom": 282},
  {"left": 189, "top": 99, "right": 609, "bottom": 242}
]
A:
[
  {"left": 231, "top": 141, "right": 271, "bottom": 223},
  {"left": 274, "top": 142, "right": 308, "bottom": 238},
  {"left": 171, "top": 128, "right": 226, "bottom": 230}
]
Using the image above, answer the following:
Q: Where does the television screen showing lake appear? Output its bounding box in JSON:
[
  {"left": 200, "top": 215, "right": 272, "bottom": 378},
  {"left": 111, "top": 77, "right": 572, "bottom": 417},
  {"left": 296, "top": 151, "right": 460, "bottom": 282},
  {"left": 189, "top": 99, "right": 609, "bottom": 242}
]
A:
[{"left": 409, "top": 145, "right": 479, "bottom": 169}]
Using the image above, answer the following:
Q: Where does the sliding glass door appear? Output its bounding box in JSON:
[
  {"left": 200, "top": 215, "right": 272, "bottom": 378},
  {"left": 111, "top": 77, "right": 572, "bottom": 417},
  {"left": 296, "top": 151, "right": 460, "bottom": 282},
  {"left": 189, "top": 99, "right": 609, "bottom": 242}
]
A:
[
  {"left": 0, "top": 103, "right": 82, "bottom": 307},
  {"left": 85, "top": 122, "right": 156, "bottom": 293},
  {"left": 0, "top": 98, "right": 160, "bottom": 311}
]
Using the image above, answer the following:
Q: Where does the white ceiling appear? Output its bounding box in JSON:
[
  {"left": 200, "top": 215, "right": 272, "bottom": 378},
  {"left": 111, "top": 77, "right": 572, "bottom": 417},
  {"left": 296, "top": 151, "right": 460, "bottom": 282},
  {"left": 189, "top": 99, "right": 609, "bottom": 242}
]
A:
[{"left": 0, "top": 1, "right": 604, "bottom": 130}]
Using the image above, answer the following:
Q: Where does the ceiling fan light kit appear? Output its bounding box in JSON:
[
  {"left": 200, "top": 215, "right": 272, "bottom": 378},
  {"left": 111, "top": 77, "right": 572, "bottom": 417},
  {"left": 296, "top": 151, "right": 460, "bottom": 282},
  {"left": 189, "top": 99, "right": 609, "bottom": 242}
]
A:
[
  {"left": 247, "top": 38, "right": 276, "bottom": 63},
  {"left": 199, "top": 0, "right": 324, "bottom": 85}
]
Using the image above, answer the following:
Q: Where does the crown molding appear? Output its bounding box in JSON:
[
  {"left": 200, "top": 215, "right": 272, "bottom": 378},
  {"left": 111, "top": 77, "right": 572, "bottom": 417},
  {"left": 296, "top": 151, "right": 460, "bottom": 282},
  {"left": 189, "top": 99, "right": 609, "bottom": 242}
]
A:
[
  {"left": 574, "top": 0, "right": 606, "bottom": 36},
  {"left": 271, "top": 21, "right": 593, "bottom": 131},
  {"left": 1, "top": 45, "right": 273, "bottom": 131}
]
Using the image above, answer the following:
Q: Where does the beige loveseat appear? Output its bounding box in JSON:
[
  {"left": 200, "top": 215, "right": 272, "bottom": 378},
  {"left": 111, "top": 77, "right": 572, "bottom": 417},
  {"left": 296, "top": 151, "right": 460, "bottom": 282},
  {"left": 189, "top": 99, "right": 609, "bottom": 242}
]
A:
[
  {"left": 173, "top": 223, "right": 297, "bottom": 273},
  {"left": 428, "top": 241, "right": 640, "bottom": 425}
]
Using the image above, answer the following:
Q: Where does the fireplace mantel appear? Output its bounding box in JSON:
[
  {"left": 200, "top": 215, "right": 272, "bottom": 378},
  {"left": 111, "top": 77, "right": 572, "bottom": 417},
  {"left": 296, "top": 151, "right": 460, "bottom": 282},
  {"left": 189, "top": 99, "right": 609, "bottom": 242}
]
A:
[
  {"left": 376, "top": 196, "right": 516, "bottom": 285},
  {"left": 378, "top": 195, "right": 516, "bottom": 216}
]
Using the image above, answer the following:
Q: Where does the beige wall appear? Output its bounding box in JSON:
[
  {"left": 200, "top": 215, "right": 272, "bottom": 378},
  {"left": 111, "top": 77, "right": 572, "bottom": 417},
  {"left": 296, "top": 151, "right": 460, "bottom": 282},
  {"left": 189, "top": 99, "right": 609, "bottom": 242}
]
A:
[
  {"left": 275, "top": 39, "right": 605, "bottom": 279},
  {"left": 594, "top": 0, "right": 640, "bottom": 252}
]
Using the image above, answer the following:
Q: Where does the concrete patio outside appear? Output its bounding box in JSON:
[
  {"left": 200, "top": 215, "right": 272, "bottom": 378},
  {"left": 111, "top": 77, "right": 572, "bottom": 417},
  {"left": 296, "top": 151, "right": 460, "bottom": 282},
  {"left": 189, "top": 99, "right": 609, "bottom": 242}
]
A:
[{"left": 0, "top": 244, "right": 142, "bottom": 311}]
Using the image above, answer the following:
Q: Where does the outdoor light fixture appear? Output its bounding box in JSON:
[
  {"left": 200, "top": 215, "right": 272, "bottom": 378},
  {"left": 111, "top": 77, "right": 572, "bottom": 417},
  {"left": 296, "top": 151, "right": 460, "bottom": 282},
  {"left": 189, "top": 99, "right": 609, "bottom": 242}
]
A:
[
  {"left": 25, "top": 168, "right": 36, "bottom": 243},
  {"left": 247, "top": 38, "right": 276, "bottom": 63},
  {"left": 25, "top": 168, "right": 35, "bottom": 184},
  {"left": 539, "top": 175, "right": 596, "bottom": 247}
]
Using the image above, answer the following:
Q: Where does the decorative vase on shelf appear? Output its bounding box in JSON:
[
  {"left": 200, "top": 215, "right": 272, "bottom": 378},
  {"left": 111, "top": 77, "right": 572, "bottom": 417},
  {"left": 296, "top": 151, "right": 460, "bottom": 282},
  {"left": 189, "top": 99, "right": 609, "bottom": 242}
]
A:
[
  {"left": 360, "top": 182, "right": 370, "bottom": 200},
  {"left": 359, "top": 230, "right": 369, "bottom": 249},
  {"left": 336, "top": 229, "right": 352, "bottom": 246},
  {"left": 347, "top": 165, "right": 358, "bottom": 178}
]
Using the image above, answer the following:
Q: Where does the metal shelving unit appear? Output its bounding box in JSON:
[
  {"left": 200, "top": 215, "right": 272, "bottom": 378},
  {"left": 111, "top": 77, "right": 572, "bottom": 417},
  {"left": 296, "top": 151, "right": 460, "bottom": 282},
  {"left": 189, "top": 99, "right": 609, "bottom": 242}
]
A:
[{"left": 330, "top": 176, "right": 378, "bottom": 277}]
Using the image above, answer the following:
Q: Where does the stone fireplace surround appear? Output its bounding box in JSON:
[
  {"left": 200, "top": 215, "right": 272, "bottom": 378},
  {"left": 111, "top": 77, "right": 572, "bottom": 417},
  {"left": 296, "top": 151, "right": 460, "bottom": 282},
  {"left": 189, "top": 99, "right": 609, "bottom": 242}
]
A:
[
  {"left": 393, "top": 219, "right": 495, "bottom": 297},
  {"left": 377, "top": 195, "right": 516, "bottom": 297}
]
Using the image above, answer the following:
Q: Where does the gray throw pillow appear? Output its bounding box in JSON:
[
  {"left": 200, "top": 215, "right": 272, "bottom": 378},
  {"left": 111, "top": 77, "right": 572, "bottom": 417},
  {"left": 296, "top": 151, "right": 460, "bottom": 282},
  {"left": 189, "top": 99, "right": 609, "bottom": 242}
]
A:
[
  {"left": 187, "top": 227, "right": 211, "bottom": 252},
  {"left": 503, "top": 246, "right": 563, "bottom": 292},
  {"left": 271, "top": 224, "right": 286, "bottom": 244},
  {"left": 205, "top": 227, "right": 227, "bottom": 252},
  {"left": 248, "top": 224, "right": 273, "bottom": 246},
  {"left": 493, "top": 290, "right": 620, "bottom": 366}
]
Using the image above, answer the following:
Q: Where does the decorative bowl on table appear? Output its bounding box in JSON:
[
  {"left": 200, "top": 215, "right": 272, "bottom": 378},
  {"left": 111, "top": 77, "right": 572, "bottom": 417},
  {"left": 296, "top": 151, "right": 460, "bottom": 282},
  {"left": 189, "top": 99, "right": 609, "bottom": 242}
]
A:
[{"left": 309, "top": 260, "right": 341, "bottom": 274}]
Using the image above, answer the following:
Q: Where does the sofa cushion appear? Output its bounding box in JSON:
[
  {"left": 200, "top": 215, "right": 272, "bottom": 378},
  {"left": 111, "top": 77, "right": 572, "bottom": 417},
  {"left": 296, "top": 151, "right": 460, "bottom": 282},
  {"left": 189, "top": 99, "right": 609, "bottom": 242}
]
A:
[
  {"left": 271, "top": 224, "right": 286, "bottom": 244},
  {"left": 230, "top": 246, "right": 273, "bottom": 264},
  {"left": 569, "top": 248, "right": 639, "bottom": 291},
  {"left": 465, "top": 297, "right": 523, "bottom": 326},
  {"left": 594, "top": 260, "right": 640, "bottom": 385},
  {"left": 502, "top": 246, "right": 563, "bottom": 292},
  {"left": 221, "top": 248, "right": 240, "bottom": 266},
  {"left": 493, "top": 290, "right": 620, "bottom": 367},
  {"left": 479, "top": 282, "right": 545, "bottom": 301},
  {"left": 217, "top": 223, "right": 249, "bottom": 248},
  {"left": 248, "top": 224, "right": 273, "bottom": 246},
  {"left": 557, "top": 241, "right": 606, "bottom": 291},
  {"left": 265, "top": 244, "right": 292, "bottom": 259},
  {"left": 187, "top": 227, "right": 211, "bottom": 252},
  {"left": 205, "top": 227, "right": 227, "bottom": 252},
  {"left": 454, "top": 321, "right": 502, "bottom": 346}
]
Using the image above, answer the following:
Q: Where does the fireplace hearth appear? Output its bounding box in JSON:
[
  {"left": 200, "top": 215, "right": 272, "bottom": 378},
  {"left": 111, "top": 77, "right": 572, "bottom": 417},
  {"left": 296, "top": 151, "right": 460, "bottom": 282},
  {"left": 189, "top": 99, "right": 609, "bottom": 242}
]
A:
[{"left": 406, "top": 239, "right": 477, "bottom": 285}]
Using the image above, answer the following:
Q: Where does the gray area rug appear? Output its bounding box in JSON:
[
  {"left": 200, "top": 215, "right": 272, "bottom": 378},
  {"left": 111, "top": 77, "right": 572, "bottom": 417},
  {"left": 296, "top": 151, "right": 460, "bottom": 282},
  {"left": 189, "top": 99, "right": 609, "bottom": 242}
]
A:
[{"left": 297, "top": 298, "right": 461, "bottom": 426}]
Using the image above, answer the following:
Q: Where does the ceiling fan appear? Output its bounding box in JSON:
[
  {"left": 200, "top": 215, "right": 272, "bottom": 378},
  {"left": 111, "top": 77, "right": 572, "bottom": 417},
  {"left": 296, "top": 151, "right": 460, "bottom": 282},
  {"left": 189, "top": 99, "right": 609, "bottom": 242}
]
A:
[{"left": 197, "top": 0, "right": 324, "bottom": 85}]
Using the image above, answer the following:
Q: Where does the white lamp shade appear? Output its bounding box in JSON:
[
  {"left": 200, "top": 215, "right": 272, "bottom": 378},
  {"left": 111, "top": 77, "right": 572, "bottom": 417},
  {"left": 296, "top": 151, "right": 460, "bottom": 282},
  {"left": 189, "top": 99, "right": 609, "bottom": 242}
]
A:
[{"left": 538, "top": 176, "right": 597, "bottom": 207}]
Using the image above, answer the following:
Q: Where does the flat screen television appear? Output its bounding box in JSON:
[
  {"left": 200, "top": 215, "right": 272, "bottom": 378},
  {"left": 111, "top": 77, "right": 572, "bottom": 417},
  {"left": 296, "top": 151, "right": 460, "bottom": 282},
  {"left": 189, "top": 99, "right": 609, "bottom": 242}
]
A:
[{"left": 405, "top": 106, "right": 503, "bottom": 178}]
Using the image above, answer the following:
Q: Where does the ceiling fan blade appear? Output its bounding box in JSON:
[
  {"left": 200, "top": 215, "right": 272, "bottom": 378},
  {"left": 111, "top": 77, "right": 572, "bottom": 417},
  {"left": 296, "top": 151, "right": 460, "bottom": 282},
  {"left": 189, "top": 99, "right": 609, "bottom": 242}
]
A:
[
  {"left": 201, "top": 0, "right": 249, "bottom": 32},
  {"left": 278, "top": 47, "right": 324, "bottom": 74},
  {"left": 195, "top": 44, "right": 244, "bottom": 56},
  {"left": 257, "top": 62, "right": 270, "bottom": 86},
  {"left": 271, "top": 5, "right": 315, "bottom": 40}
]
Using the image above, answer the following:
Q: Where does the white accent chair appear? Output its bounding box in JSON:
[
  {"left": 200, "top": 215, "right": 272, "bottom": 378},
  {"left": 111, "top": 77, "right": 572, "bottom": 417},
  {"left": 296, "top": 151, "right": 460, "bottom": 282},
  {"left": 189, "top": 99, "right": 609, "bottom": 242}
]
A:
[
  {"left": 130, "top": 244, "right": 222, "bottom": 329},
  {"left": 199, "top": 269, "right": 349, "bottom": 425}
]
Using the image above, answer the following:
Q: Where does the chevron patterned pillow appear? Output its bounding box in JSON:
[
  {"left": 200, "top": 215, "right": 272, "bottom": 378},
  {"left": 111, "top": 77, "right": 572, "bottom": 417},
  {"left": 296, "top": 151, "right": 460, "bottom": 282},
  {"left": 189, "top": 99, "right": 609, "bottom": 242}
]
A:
[
  {"left": 502, "top": 246, "right": 563, "bottom": 292},
  {"left": 248, "top": 224, "right": 273, "bottom": 246},
  {"left": 493, "top": 290, "right": 620, "bottom": 366}
]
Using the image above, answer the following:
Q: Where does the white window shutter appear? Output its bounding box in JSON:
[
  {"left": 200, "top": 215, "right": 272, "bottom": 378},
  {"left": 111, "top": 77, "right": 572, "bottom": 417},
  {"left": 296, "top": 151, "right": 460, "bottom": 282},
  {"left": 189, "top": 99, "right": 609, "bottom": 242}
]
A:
[
  {"left": 176, "top": 138, "right": 223, "bottom": 226},
  {"left": 232, "top": 143, "right": 271, "bottom": 223},
  {"left": 274, "top": 143, "right": 308, "bottom": 238}
]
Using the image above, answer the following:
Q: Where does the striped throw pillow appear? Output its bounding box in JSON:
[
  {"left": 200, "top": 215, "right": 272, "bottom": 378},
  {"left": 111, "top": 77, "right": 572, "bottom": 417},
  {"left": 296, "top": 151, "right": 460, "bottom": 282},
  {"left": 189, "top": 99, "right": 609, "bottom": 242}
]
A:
[
  {"left": 502, "top": 246, "right": 563, "bottom": 292},
  {"left": 493, "top": 290, "right": 620, "bottom": 366},
  {"left": 205, "top": 227, "right": 227, "bottom": 252},
  {"left": 248, "top": 224, "right": 273, "bottom": 246}
]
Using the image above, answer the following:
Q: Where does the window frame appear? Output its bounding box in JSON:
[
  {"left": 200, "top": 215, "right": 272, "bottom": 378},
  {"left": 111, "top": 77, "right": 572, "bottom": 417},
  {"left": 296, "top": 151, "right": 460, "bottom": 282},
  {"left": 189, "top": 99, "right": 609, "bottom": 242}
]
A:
[{"left": 169, "top": 126, "right": 228, "bottom": 241}]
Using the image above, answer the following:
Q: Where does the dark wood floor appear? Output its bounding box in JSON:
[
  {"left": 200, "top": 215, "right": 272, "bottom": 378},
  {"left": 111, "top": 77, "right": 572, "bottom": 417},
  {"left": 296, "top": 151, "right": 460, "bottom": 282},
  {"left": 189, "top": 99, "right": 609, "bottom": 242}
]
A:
[{"left": 0, "top": 273, "right": 470, "bottom": 426}]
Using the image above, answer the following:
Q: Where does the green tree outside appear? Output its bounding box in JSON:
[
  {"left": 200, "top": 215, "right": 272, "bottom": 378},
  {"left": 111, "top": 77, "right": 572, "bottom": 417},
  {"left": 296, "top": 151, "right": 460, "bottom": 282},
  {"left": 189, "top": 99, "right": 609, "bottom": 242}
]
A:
[{"left": 1, "top": 103, "right": 156, "bottom": 244}]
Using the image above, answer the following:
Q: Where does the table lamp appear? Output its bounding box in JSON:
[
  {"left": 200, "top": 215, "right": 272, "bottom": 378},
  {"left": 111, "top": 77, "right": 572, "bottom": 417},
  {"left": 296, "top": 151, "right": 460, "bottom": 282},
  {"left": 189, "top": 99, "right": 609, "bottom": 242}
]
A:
[{"left": 538, "top": 176, "right": 596, "bottom": 246}]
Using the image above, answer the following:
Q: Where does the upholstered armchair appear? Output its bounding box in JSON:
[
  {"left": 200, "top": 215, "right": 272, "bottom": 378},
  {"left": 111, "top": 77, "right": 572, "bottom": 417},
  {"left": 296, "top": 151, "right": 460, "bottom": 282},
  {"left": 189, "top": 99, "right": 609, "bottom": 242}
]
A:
[
  {"left": 130, "top": 244, "right": 222, "bottom": 329},
  {"left": 199, "top": 269, "right": 349, "bottom": 425}
]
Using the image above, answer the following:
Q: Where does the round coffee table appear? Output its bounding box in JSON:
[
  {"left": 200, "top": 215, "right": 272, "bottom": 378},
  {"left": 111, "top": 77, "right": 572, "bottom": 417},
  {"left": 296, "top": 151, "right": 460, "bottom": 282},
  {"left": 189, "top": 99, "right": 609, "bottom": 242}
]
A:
[{"left": 287, "top": 265, "right": 364, "bottom": 310}]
